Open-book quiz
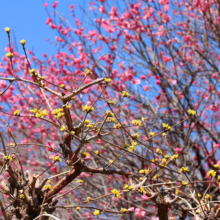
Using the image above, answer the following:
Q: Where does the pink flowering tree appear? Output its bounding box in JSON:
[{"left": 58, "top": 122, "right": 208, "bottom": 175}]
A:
[{"left": 1, "top": 0, "right": 220, "bottom": 219}]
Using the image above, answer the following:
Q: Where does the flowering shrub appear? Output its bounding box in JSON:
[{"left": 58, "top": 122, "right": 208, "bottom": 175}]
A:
[{"left": 1, "top": 1, "right": 220, "bottom": 219}]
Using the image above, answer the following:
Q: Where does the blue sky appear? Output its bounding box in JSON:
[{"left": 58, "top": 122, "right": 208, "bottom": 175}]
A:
[{"left": 0, "top": 1, "right": 89, "bottom": 59}]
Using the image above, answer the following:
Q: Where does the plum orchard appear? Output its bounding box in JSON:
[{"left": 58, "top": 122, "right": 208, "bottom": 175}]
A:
[{"left": 0, "top": 1, "right": 220, "bottom": 219}]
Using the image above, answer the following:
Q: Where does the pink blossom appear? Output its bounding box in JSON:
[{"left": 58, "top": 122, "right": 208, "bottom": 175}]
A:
[
  {"left": 135, "top": 208, "right": 146, "bottom": 218},
  {"left": 134, "top": 78, "right": 141, "bottom": 85},
  {"left": 143, "top": 85, "right": 150, "bottom": 91},
  {"left": 52, "top": 1, "right": 58, "bottom": 8},
  {"left": 44, "top": 2, "right": 48, "bottom": 7}
]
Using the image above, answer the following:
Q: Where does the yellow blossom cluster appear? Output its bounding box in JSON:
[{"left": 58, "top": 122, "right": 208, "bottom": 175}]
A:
[
  {"left": 131, "top": 119, "right": 142, "bottom": 126},
  {"left": 179, "top": 167, "right": 189, "bottom": 173},
  {"left": 107, "top": 99, "right": 115, "bottom": 105},
  {"left": 140, "top": 186, "right": 145, "bottom": 194},
  {"left": 35, "top": 109, "right": 47, "bottom": 118},
  {"left": 114, "top": 123, "right": 121, "bottom": 129},
  {"left": 76, "top": 207, "right": 81, "bottom": 212},
  {"left": 111, "top": 188, "right": 121, "bottom": 198},
  {"left": 94, "top": 209, "right": 100, "bottom": 216},
  {"left": 156, "top": 148, "right": 163, "bottom": 155},
  {"left": 51, "top": 155, "right": 62, "bottom": 162},
  {"left": 6, "top": 52, "right": 13, "bottom": 59},
  {"left": 44, "top": 184, "right": 52, "bottom": 191},
  {"left": 3, "top": 155, "right": 12, "bottom": 161},
  {"left": 214, "top": 164, "right": 220, "bottom": 170},
  {"left": 106, "top": 117, "right": 115, "bottom": 123},
  {"left": 60, "top": 125, "right": 65, "bottom": 131},
  {"left": 153, "top": 174, "right": 159, "bottom": 179},
  {"left": 20, "top": 194, "right": 25, "bottom": 199},
  {"left": 105, "top": 110, "right": 114, "bottom": 117},
  {"left": 52, "top": 108, "right": 65, "bottom": 119},
  {"left": 188, "top": 109, "right": 196, "bottom": 116},
  {"left": 139, "top": 169, "right": 149, "bottom": 174},
  {"left": 132, "top": 132, "right": 140, "bottom": 139},
  {"left": 181, "top": 181, "right": 188, "bottom": 187},
  {"left": 82, "top": 105, "right": 94, "bottom": 112},
  {"left": 13, "top": 110, "right": 20, "bottom": 116},
  {"left": 162, "top": 123, "right": 173, "bottom": 131},
  {"left": 170, "top": 154, "right": 178, "bottom": 160},
  {"left": 205, "top": 194, "right": 211, "bottom": 200},
  {"left": 122, "top": 91, "right": 129, "bottom": 97},
  {"left": 128, "top": 141, "right": 137, "bottom": 152},
  {"left": 104, "top": 78, "right": 111, "bottom": 83},
  {"left": 207, "top": 170, "right": 216, "bottom": 177}
]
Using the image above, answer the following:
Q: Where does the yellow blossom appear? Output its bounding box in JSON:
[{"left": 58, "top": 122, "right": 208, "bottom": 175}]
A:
[
  {"left": 3, "top": 155, "right": 12, "bottom": 161},
  {"left": 66, "top": 104, "right": 71, "bottom": 109},
  {"left": 5, "top": 27, "right": 10, "bottom": 33},
  {"left": 82, "top": 105, "right": 94, "bottom": 112},
  {"left": 149, "top": 132, "right": 155, "bottom": 137},
  {"left": 214, "top": 164, "right": 220, "bottom": 170},
  {"left": 156, "top": 148, "right": 162, "bottom": 155},
  {"left": 164, "top": 154, "right": 170, "bottom": 159},
  {"left": 95, "top": 150, "right": 99, "bottom": 155},
  {"left": 128, "top": 145, "right": 136, "bottom": 152},
  {"left": 140, "top": 186, "right": 145, "bottom": 194},
  {"left": 122, "top": 91, "right": 129, "bottom": 97},
  {"left": 20, "top": 39, "right": 26, "bottom": 45},
  {"left": 29, "top": 69, "right": 36, "bottom": 76},
  {"left": 20, "top": 194, "right": 25, "bottom": 199},
  {"left": 131, "top": 119, "right": 142, "bottom": 126},
  {"left": 109, "top": 160, "right": 114, "bottom": 164},
  {"left": 6, "top": 52, "right": 13, "bottom": 58},
  {"left": 170, "top": 154, "right": 178, "bottom": 160},
  {"left": 141, "top": 117, "right": 148, "bottom": 122},
  {"left": 205, "top": 194, "right": 211, "bottom": 200},
  {"left": 188, "top": 109, "right": 196, "bottom": 116},
  {"left": 44, "top": 185, "right": 52, "bottom": 191},
  {"left": 104, "top": 78, "right": 111, "bottom": 83},
  {"left": 71, "top": 131, "right": 75, "bottom": 135},
  {"left": 197, "top": 193, "right": 201, "bottom": 197},
  {"left": 129, "top": 186, "right": 134, "bottom": 191},
  {"left": 85, "top": 69, "right": 92, "bottom": 76},
  {"left": 76, "top": 207, "right": 81, "bottom": 212},
  {"left": 121, "top": 208, "right": 128, "bottom": 213},
  {"left": 175, "top": 189, "right": 179, "bottom": 195},
  {"left": 81, "top": 150, "right": 88, "bottom": 157},
  {"left": 153, "top": 174, "right": 159, "bottom": 179},
  {"left": 77, "top": 179, "right": 83, "bottom": 184},
  {"left": 162, "top": 123, "right": 173, "bottom": 131},
  {"left": 182, "top": 181, "right": 188, "bottom": 187},
  {"left": 114, "top": 123, "right": 121, "bottom": 129},
  {"left": 107, "top": 99, "right": 115, "bottom": 105},
  {"left": 87, "top": 197, "right": 92, "bottom": 202},
  {"left": 60, "top": 125, "right": 65, "bottom": 131},
  {"left": 13, "top": 110, "right": 20, "bottom": 116},
  {"left": 124, "top": 184, "right": 129, "bottom": 189},
  {"left": 152, "top": 158, "right": 158, "bottom": 163},
  {"left": 84, "top": 119, "right": 91, "bottom": 125},
  {"left": 195, "top": 209, "right": 200, "bottom": 214},
  {"left": 132, "top": 132, "right": 140, "bottom": 139},
  {"left": 51, "top": 156, "right": 62, "bottom": 162},
  {"left": 60, "top": 84, "right": 65, "bottom": 88},
  {"left": 207, "top": 170, "right": 216, "bottom": 177},
  {"left": 179, "top": 167, "right": 189, "bottom": 173},
  {"left": 94, "top": 209, "right": 100, "bottom": 216},
  {"left": 30, "top": 108, "right": 38, "bottom": 114},
  {"left": 139, "top": 169, "right": 149, "bottom": 174}
]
